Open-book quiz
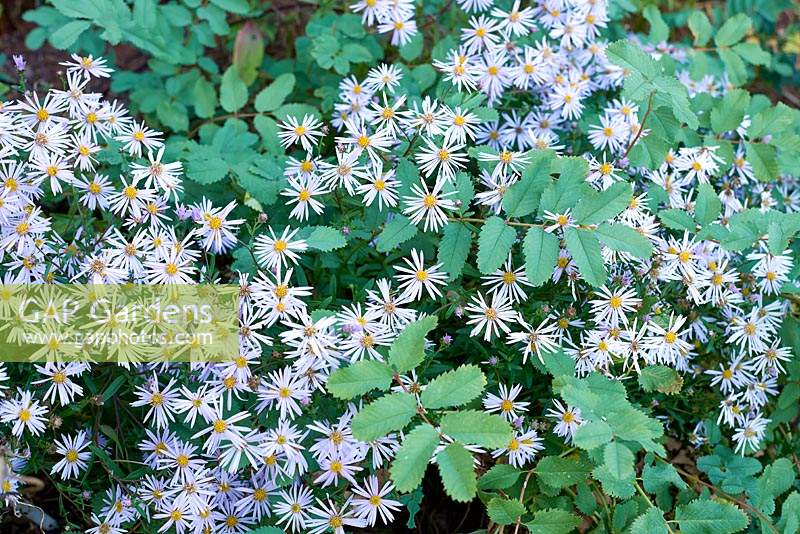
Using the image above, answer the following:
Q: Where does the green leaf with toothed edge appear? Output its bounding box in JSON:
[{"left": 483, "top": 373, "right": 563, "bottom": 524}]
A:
[
  {"left": 386, "top": 315, "right": 438, "bottom": 373},
  {"left": 390, "top": 424, "right": 439, "bottom": 493},
  {"left": 326, "top": 360, "right": 394, "bottom": 399},
  {"left": 439, "top": 410, "right": 512, "bottom": 449},
  {"left": 476, "top": 216, "right": 517, "bottom": 275},
  {"left": 436, "top": 442, "right": 477, "bottom": 503},
  {"left": 564, "top": 227, "right": 606, "bottom": 287},
  {"left": 350, "top": 391, "right": 417, "bottom": 442},
  {"left": 522, "top": 226, "right": 560, "bottom": 287},
  {"left": 420, "top": 364, "right": 486, "bottom": 410}
]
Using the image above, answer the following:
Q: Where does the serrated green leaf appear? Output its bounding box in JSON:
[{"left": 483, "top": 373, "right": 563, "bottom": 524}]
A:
[
  {"left": 522, "top": 226, "right": 559, "bottom": 287},
  {"left": 595, "top": 223, "right": 653, "bottom": 258},
  {"left": 642, "top": 462, "right": 687, "bottom": 493},
  {"left": 572, "top": 181, "right": 632, "bottom": 225},
  {"left": 351, "top": 392, "right": 417, "bottom": 441},
  {"left": 535, "top": 456, "right": 593, "bottom": 488},
  {"left": 605, "top": 40, "right": 659, "bottom": 80},
  {"left": 688, "top": 11, "right": 713, "bottom": 46},
  {"left": 676, "top": 499, "right": 749, "bottom": 534},
  {"left": 306, "top": 226, "right": 346, "bottom": 251},
  {"left": 478, "top": 464, "right": 522, "bottom": 490},
  {"left": 487, "top": 498, "right": 526, "bottom": 526},
  {"left": 438, "top": 222, "right": 472, "bottom": 281},
  {"left": 643, "top": 5, "right": 669, "bottom": 42},
  {"left": 694, "top": 183, "right": 722, "bottom": 225},
  {"left": 659, "top": 208, "right": 696, "bottom": 231},
  {"left": 733, "top": 42, "right": 770, "bottom": 66},
  {"left": 436, "top": 442, "right": 477, "bottom": 503},
  {"left": 439, "top": 410, "right": 512, "bottom": 448},
  {"left": 477, "top": 216, "right": 517, "bottom": 274},
  {"left": 391, "top": 424, "right": 439, "bottom": 492},
  {"left": 604, "top": 442, "right": 635, "bottom": 480},
  {"left": 254, "top": 73, "right": 296, "bottom": 113},
  {"left": 502, "top": 150, "right": 554, "bottom": 217},
  {"left": 564, "top": 227, "right": 606, "bottom": 287},
  {"left": 524, "top": 508, "right": 582, "bottom": 534},
  {"left": 630, "top": 508, "right": 669, "bottom": 534},
  {"left": 720, "top": 47, "right": 747, "bottom": 86},
  {"left": 639, "top": 365, "right": 683, "bottom": 394},
  {"left": 715, "top": 13, "right": 752, "bottom": 47},
  {"left": 573, "top": 420, "right": 613, "bottom": 450},
  {"left": 327, "top": 360, "right": 394, "bottom": 399},
  {"left": 420, "top": 365, "right": 486, "bottom": 410},
  {"left": 387, "top": 315, "right": 437, "bottom": 373},
  {"left": 50, "top": 20, "right": 91, "bottom": 49},
  {"left": 193, "top": 78, "right": 217, "bottom": 119},
  {"left": 220, "top": 67, "right": 248, "bottom": 113},
  {"left": 376, "top": 215, "right": 418, "bottom": 253},
  {"left": 747, "top": 142, "right": 778, "bottom": 182},
  {"left": 711, "top": 89, "right": 750, "bottom": 134},
  {"left": 539, "top": 157, "right": 588, "bottom": 214}
]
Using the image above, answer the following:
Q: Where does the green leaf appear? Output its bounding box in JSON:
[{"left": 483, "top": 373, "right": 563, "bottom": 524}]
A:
[
  {"left": 642, "top": 462, "right": 687, "bottom": 493},
  {"left": 643, "top": 5, "right": 669, "bottom": 43},
  {"left": 186, "top": 157, "right": 229, "bottom": 184},
  {"left": 638, "top": 365, "right": 683, "bottom": 394},
  {"left": 593, "top": 442, "right": 636, "bottom": 498},
  {"left": 387, "top": 315, "right": 437, "bottom": 373},
  {"left": 255, "top": 73, "right": 296, "bottom": 113},
  {"left": 524, "top": 509, "right": 582, "bottom": 534},
  {"left": 733, "top": 42, "right": 771, "bottom": 66},
  {"left": 193, "top": 78, "right": 217, "bottom": 119},
  {"left": 438, "top": 222, "right": 472, "bottom": 281},
  {"left": 694, "top": 183, "right": 723, "bottom": 225},
  {"left": 595, "top": 223, "right": 654, "bottom": 259},
  {"left": 439, "top": 410, "right": 512, "bottom": 449},
  {"left": 539, "top": 157, "right": 588, "bottom": 214},
  {"left": 535, "top": 456, "right": 593, "bottom": 488},
  {"left": 572, "top": 181, "right": 632, "bottom": 225},
  {"left": 102, "top": 376, "right": 126, "bottom": 402},
  {"left": 487, "top": 498, "right": 526, "bottom": 526},
  {"left": 688, "top": 11, "right": 713, "bottom": 46},
  {"left": 502, "top": 150, "right": 554, "bottom": 217},
  {"left": 605, "top": 40, "right": 659, "bottom": 80},
  {"left": 603, "top": 442, "right": 635, "bottom": 480},
  {"left": 746, "top": 142, "right": 778, "bottom": 182},
  {"left": 478, "top": 464, "right": 522, "bottom": 490},
  {"left": 376, "top": 215, "right": 418, "bottom": 253},
  {"left": 420, "top": 365, "right": 486, "bottom": 410},
  {"left": 630, "top": 508, "right": 669, "bottom": 534},
  {"left": 720, "top": 48, "right": 748, "bottom": 86},
  {"left": 391, "top": 424, "right": 439, "bottom": 492},
  {"left": 351, "top": 392, "right": 417, "bottom": 441},
  {"left": 327, "top": 360, "right": 394, "bottom": 399},
  {"left": 564, "top": 228, "right": 606, "bottom": 287},
  {"left": 477, "top": 216, "right": 517, "bottom": 274},
  {"left": 573, "top": 420, "right": 613, "bottom": 450},
  {"left": 676, "top": 499, "right": 749, "bottom": 534},
  {"left": 715, "top": 13, "right": 752, "bottom": 47},
  {"left": 220, "top": 67, "right": 248, "bottom": 113},
  {"left": 399, "top": 32, "right": 423, "bottom": 61},
  {"left": 523, "top": 227, "right": 560, "bottom": 287},
  {"left": 711, "top": 89, "right": 750, "bottom": 134},
  {"left": 210, "top": 0, "right": 250, "bottom": 14},
  {"left": 436, "top": 442, "right": 477, "bottom": 503},
  {"left": 776, "top": 491, "right": 800, "bottom": 533},
  {"left": 50, "top": 20, "right": 91, "bottom": 49},
  {"left": 306, "top": 226, "right": 346, "bottom": 251},
  {"left": 659, "top": 208, "right": 696, "bottom": 231}
]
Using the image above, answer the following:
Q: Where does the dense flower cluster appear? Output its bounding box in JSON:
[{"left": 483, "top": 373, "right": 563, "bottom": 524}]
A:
[{"left": 0, "top": 0, "right": 798, "bottom": 533}]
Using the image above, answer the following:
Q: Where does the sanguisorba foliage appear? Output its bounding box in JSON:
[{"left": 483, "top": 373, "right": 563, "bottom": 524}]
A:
[{"left": 3, "top": 0, "right": 800, "bottom": 532}]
